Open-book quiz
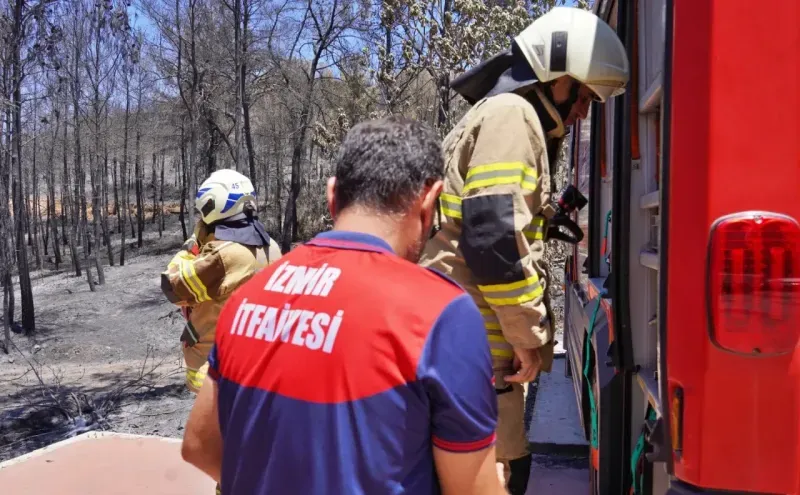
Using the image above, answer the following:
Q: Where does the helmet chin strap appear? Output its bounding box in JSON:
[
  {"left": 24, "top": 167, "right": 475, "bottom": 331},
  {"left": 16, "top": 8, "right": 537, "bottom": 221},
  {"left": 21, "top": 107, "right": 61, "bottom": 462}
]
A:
[{"left": 525, "top": 85, "right": 567, "bottom": 140}]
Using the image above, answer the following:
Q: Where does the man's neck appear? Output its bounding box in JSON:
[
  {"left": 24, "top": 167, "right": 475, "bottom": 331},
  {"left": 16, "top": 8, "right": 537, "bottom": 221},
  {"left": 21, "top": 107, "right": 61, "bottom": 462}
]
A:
[{"left": 331, "top": 208, "right": 409, "bottom": 258}]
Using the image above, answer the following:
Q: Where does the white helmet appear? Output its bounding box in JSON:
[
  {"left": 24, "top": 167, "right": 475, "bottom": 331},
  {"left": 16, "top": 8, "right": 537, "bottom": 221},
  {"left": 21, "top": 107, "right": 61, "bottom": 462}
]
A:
[
  {"left": 514, "top": 7, "right": 629, "bottom": 103},
  {"left": 195, "top": 169, "right": 256, "bottom": 224}
]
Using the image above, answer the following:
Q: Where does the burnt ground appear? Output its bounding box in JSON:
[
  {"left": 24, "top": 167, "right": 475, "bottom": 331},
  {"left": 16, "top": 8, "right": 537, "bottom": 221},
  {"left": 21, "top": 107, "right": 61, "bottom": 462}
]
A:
[
  {"left": 0, "top": 219, "right": 195, "bottom": 462},
  {"left": 0, "top": 215, "right": 567, "bottom": 463}
]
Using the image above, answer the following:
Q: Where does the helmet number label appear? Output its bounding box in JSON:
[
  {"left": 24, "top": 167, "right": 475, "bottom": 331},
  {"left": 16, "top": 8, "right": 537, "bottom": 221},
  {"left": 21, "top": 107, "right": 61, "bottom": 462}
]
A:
[{"left": 231, "top": 183, "right": 240, "bottom": 190}]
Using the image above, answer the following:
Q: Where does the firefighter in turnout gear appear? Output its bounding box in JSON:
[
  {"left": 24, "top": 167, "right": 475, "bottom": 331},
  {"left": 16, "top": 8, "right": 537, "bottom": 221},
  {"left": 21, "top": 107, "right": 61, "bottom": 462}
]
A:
[
  {"left": 419, "top": 7, "right": 629, "bottom": 494},
  {"left": 162, "top": 169, "right": 282, "bottom": 394}
]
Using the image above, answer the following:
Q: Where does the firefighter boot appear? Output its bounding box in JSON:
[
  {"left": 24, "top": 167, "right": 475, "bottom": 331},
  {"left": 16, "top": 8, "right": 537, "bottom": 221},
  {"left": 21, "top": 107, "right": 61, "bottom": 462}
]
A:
[{"left": 507, "top": 454, "right": 532, "bottom": 495}]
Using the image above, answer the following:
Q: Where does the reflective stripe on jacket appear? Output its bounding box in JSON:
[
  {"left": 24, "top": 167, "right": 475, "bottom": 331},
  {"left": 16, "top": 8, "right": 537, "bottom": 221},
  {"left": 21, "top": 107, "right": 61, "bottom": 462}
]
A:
[
  {"left": 161, "top": 221, "right": 282, "bottom": 384},
  {"left": 420, "top": 92, "right": 557, "bottom": 372}
]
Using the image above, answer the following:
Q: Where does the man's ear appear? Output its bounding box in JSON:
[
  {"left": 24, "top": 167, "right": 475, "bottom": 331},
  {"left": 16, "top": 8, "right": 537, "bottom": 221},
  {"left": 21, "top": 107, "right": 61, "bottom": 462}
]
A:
[
  {"left": 420, "top": 179, "right": 444, "bottom": 226},
  {"left": 326, "top": 176, "right": 337, "bottom": 218}
]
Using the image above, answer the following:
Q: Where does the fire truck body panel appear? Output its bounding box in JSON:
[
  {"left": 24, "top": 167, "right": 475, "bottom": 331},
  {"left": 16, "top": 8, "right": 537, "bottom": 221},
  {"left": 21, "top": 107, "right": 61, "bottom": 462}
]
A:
[
  {"left": 564, "top": 0, "right": 800, "bottom": 493},
  {"left": 666, "top": 0, "right": 800, "bottom": 492}
]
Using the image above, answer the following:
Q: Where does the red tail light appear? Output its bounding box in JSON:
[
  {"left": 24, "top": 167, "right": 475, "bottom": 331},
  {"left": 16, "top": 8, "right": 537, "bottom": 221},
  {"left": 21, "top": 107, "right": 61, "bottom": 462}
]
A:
[{"left": 706, "top": 211, "right": 800, "bottom": 356}]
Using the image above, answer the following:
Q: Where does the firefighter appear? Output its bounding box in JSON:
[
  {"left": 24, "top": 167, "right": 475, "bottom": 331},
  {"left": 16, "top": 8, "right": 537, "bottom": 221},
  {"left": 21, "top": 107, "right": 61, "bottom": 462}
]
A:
[
  {"left": 181, "top": 117, "right": 506, "bottom": 494},
  {"left": 419, "top": 7, "right": 630, "bottom": 494},
  {"left": 161, "top": 169, "right": 282, "bottom": 395}
]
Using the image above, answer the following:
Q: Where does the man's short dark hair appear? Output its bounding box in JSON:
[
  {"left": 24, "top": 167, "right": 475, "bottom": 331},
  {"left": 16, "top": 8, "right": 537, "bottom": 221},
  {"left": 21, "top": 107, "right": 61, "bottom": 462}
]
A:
[{"left": 333, "top": 116, "right": 444, "bottom": 214}]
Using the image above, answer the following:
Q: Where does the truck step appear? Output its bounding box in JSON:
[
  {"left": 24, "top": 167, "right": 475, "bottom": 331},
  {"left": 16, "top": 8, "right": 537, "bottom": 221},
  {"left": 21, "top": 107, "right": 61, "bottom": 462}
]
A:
[{"left": 527, "top": 356, "right": 590, "bottom": 457}]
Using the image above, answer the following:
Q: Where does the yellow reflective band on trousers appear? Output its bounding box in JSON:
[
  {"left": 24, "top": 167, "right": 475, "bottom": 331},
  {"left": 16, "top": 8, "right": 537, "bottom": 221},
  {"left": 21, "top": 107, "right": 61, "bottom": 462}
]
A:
[
  {"left": 488, "top": 332, "right": 514, "bottom": 358},
  {"left": 479, "top": 307, "right": 501, "bottom": 330},
  {"left": 480, "top": 308, "right": 514, "bottom": 359},
  {"left": 178, "top": 259, "right": 210, "bottom": 303},
  {"left": 478, "top": 275, "right": 543, "bottom": 306},
  {"left": 186, "top": 366, "right": 206, "bottom": 390},
  {"left": 463, "top": 162, "right": 538, "bottom": 193}
]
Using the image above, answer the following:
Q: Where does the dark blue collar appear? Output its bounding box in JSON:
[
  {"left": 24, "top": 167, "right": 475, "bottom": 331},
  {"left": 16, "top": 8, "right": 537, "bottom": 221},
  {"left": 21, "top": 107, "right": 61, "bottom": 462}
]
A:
[
  {"left": 306, "top": 230, "right": 394, "bottom": 254},
  {"left": 213, "top": 217, "right": 271, "bottom": 247}
]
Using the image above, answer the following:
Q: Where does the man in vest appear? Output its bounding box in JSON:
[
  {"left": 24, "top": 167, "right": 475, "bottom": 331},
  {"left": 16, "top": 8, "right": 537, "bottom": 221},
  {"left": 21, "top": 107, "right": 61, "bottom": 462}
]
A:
[
  {"left": 419, "top": 7, "right": 630, "bottom": 494},
  {"left": 180, "top": 117, "right": 507, "bottom": 494},
  {"left": 161, "top": 168, "right": 282, "bottom": 394}
]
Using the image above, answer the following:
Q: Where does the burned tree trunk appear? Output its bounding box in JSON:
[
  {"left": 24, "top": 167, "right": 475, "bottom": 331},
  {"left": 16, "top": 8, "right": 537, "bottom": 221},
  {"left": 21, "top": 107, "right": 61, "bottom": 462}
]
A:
[
  {"left": 31, "top": 124, "right": 42, "bottom": 270},
  {"left": 10, "top": 0, "right": 35, "bottom": 331},
  {"left": 159, "top": 154, "right": 165, "bottom": 237},
  {"left": 101, "top": 150, "right": 113, "bottom": 266},
  {"left": 62, "top": 97, "right": 81, "bottom": 276},
  {"left": 241, "top": 0, "right": 257, "bottom": 191},
  {"left": 151, "top": 153, "right": 157, "bottom": 225},
  {"left": 113, "top": 157, "right": 120, "bottom": 227},
  {"left": 135, "top": 131, "right": 144, "bottom": 248},
  {"left": 179, "top": 123, "right": 188, "bottom": 240},
  {"left": 46, "top": 110, "right": 61, "bottom": 267},
  {"left": 120, "top": 75, "right": 131, "bottom": 266}
]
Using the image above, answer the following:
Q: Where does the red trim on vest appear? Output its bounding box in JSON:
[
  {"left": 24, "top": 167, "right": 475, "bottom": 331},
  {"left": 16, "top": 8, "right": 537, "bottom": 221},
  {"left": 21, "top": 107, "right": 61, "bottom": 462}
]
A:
[{"left": 432, "top": 433, "right": 496, "bottom": 452}]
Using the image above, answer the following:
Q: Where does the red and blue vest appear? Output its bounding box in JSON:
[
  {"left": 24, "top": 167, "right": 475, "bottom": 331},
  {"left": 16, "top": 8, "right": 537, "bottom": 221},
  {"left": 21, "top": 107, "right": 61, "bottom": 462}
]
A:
[{"left": 208, "top": 230, "right": 498, "bottom": 494}]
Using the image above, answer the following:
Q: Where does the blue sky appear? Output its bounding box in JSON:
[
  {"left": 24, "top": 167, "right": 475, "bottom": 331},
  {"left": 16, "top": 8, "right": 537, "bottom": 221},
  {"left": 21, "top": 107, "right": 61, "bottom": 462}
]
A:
[
  {"left": 129, "top": 4, "right": 156, "bottom": 40},
  {"left": 127, "top": 0, "right": 591, "bottom": 57}
]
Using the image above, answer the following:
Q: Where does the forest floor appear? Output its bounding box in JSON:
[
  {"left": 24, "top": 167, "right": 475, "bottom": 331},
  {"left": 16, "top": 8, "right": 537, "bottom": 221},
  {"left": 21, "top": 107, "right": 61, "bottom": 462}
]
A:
[
  {"left": 0, "top": 218, "right": 194, "bottom": 462},
  {"left": 0, "top": 214, "right": 566, "bottom": 463}
]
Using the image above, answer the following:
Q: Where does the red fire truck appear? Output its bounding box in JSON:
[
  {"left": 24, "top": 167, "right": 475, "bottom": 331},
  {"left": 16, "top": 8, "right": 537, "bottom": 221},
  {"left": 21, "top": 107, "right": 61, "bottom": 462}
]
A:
[{"left": 562, "top": 0, "right": 800, "bottom": 493}]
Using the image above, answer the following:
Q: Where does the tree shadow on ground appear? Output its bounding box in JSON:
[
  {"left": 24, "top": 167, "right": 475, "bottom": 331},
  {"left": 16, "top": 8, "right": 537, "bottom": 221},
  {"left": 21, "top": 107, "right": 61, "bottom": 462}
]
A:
[
  {"left": 123, "top": 295, "right": 169, "bottom": 312},
  {"left": 128, "top": 235, "right": 184, "bottom": 259},
  {"left": 29, "top": 266, "right": 70, "bottom": 282},
  {"left": 17, "top": 325, "right": 60, "bottom": 348}
]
